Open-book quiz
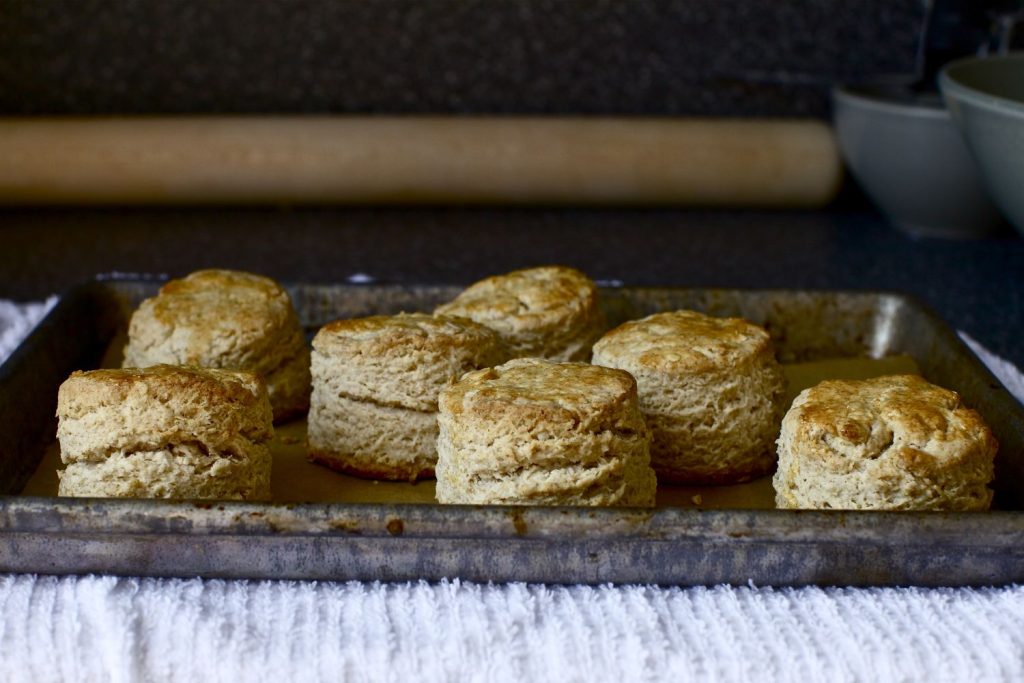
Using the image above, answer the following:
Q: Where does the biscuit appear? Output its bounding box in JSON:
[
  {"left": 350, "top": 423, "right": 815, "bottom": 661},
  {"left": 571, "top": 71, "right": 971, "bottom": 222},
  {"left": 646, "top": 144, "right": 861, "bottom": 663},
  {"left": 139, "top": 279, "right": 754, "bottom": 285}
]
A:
[
  {"left": 123, "top": 269, "right": 311, "bottom": 422},
  {"left": 592, "top": 310, "right": 786, "bottom": 485},
  {"left": 308, "top": 394, "right": 439, "bottom": 481},
  {"left": 435, "top": 358, "right": 656, "bottom": 506},
  {"left": 434, "top": 265, "right": 605, "bottom": 361},
  {"left": 773, "top": 374, "right": 997, "bottom": 510},
  {"left": 308, "top": 313, "right": 505, "bottom": 481},
  {"left": 56, "top": 365, "right": 273, "bottom": 500}
]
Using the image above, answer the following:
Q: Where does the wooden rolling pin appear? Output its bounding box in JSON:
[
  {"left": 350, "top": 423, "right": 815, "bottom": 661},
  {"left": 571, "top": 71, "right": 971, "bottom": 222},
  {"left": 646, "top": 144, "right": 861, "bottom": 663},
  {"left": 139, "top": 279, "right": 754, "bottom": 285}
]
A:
[{"left": 0, "top": 117, "right": 841, "bottom": 206}]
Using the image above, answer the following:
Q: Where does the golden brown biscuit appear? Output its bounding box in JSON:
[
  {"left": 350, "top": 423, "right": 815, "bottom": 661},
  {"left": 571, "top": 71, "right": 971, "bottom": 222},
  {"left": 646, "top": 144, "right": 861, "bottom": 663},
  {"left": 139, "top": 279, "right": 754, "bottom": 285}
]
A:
[
  {"left": 308, "top": 313, "right": 505, "bottom": 482},
  {"left": 592, "top": 310, "right": 786, "bottom": 485},
  {"left": 774, "top": 374, "right": 997, "bottom": 510},
  {"left": 434, "top": 265, "right": 604, "bottom": 361},
  {"left": 57, "top": 365, "right": 273, "bottom": 500},
  {"left": 123, "top": 269, "right": 310, "bottom": 422},
  {"left": 436, "top": 358, "right": 656, "bottom": 506}
]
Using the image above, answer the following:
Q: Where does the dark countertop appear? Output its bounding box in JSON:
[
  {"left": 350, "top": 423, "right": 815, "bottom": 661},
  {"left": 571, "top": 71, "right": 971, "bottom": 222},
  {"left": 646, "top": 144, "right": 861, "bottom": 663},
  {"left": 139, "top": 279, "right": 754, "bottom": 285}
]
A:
[
  {"left": 1, "top": 0, "right": 924, "bottom": 118},
  {"left": 1, "top": 205, "right": 1022, "bottom": 367}
]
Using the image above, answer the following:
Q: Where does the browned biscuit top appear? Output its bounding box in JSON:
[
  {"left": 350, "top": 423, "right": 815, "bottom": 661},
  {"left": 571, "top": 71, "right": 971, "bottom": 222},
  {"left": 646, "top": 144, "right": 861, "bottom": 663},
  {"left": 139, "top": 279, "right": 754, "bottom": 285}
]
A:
[
  {"left": 439, "top": 357, "right": 643, "bottom": 434},
  {"left": 58, "top": 364, "right": 267, "bottom": 419},
  {"left": 127, "top": 269, "right": 298, "bottom": 369},
  {"left": 433, "top": 265, "right": 598, "bottom": 333},
  {"left": 147, "top": 269, "right": 291, "bottom": 331},
  {"left": 313, "top": 313, "right": 501, "bottom": 357},
  {"left": 785, "top": 374, "right": 997, "bottom": 473},
  {"left": 593, "top": 310, "right": 773, "bottom": 374}
]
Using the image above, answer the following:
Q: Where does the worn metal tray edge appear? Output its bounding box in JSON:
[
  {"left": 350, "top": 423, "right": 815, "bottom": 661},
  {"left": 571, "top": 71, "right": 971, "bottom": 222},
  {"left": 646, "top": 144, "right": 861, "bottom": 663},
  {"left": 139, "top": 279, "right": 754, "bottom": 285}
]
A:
[
  {"left": 5, "top": 497, "right": 1024, "bottom": 545},
  {"left": 4, "top": 497, "right": 1024, "bottom": 587},
  {"left": 3, "top": 519, "right": 1023, "bottom": 587},
  {"left": 2, "top": 278, "right": 1023, "bottom": 586}
]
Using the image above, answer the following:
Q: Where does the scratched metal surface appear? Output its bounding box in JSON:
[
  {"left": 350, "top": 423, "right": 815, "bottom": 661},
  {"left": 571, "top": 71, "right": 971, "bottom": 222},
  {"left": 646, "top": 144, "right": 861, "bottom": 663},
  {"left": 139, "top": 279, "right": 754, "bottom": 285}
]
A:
[{"left": 0, "top": 279, "right": 1022, "bottom": 586}]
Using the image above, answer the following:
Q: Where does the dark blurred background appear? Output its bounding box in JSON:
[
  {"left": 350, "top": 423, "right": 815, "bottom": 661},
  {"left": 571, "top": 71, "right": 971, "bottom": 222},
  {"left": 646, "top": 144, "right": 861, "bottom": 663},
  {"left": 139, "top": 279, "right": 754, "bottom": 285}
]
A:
[{"left": 0, "top": 0, "right": 924, "bottom": 116}]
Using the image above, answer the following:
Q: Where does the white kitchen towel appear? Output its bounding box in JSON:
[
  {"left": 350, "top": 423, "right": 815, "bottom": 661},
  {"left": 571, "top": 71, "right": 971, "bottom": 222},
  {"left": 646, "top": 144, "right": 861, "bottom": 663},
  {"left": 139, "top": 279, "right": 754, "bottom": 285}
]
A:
[
  {"left": 2, "top": 298, "right": 1024, "bottom": 683},
  {"left": 2, "top": 576, "right": 1024, "bottom": 683},
  {"left": 0, "top": 296, "right": 57, "bottom": 363}
]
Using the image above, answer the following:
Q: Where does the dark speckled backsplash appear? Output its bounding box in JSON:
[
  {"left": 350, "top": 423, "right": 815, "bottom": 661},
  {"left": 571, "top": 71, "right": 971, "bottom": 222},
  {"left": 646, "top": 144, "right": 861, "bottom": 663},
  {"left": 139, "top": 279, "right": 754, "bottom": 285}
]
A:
[{"left": 0, "top": 0, "right": 926, "bottom": 117}]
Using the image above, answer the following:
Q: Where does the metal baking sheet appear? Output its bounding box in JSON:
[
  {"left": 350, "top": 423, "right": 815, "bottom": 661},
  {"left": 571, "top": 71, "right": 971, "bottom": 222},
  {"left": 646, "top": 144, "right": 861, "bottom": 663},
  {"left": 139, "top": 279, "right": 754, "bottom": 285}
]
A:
[{"left": 1, "top": 279, "right": 1022, "bottom": 586}]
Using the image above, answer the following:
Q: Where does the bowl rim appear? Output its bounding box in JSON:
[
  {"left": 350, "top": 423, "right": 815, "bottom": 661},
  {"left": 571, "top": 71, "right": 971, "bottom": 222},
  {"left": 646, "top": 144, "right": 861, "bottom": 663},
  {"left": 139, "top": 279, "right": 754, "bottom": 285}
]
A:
[
  {"left": 940, "top": 53, "right": 1024, "bottom": 117},
  {"left": 832, "top": 84, "right": 949, "bottom": 120}
]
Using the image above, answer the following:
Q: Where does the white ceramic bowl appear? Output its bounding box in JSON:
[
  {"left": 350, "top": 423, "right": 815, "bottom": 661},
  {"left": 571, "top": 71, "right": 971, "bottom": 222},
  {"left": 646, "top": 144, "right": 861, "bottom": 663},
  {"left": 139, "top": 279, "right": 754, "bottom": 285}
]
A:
[
  {"left": 941, "top": 53, "right": 1024, "bottom": 237},
  {"left": 833, "top": 84, "right": 1003, "bottom": 238}
]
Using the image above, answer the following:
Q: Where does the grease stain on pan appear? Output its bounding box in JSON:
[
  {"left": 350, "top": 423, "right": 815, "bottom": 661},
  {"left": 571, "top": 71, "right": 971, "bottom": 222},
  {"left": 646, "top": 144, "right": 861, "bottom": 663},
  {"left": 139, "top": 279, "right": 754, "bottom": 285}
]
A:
[{"left": 509, "top": 509, "right": 528, "bottom": 536}]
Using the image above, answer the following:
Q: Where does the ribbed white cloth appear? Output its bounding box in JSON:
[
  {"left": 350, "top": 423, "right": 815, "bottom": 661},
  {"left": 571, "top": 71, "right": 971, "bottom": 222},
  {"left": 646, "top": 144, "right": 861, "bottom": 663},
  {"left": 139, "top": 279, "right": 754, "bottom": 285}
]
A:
[
  {"left": 3, "top": 576, "right": 1024, "bottom": 683},
  {"left": 0, "top": 296, "right": 57, "bottom": 361},
  {"left": 2, "top": 299, "right": 1024, "bottom": 683}
]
